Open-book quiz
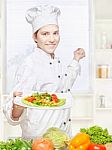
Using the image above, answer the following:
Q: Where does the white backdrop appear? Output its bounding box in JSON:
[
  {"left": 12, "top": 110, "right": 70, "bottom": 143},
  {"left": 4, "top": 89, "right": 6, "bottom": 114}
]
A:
[{"left": 6, "top": 0, "right": 92, "bottom": 93}]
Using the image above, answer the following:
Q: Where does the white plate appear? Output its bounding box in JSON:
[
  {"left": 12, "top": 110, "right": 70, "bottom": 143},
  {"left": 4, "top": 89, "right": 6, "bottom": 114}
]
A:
[{"left": 14, "top": 92, "right": 73, "bottom": 110}]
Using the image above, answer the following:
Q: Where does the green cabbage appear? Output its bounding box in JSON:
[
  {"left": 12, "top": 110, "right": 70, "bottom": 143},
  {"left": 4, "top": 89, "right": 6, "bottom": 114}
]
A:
[{"left": 42, "top": 127, "right": 70, "bottom": 149}]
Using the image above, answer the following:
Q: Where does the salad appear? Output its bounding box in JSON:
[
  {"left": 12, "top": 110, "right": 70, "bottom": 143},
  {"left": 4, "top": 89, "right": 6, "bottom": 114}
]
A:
[{"left": 22, "top": 92, "right": 66, "bottom": 107}]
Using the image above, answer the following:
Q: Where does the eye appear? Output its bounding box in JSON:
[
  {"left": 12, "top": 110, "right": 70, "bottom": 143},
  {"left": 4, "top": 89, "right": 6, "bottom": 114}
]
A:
[
  {"left": 41, "top": 32, "right": 49, "bottom": 36},
  {"left": 54, "top": 31, "right": 59, "bottom": 35},
  {"left": 42, "top": 33, "right": 47, "bottom": 36}
]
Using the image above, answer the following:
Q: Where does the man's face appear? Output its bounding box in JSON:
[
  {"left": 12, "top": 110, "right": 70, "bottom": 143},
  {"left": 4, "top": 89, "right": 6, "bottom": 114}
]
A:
[{"left": 33, "top": 24, "right": 60, "bottom": 54}]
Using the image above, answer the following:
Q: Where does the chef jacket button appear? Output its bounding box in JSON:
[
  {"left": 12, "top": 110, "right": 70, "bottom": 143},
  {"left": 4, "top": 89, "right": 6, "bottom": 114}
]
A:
[
  {"left": 69, "top": 118, "right": 71, "bottom": 122},
  {"left": 58, "top": 60, "right": 60, "bottom": 63},
  {"left": 65, "top": 74, "right": 67, "bottom": 76},
  {"left": 49, "top": 62, "right": 52, "bottom": 65},
  {"left": 68, "top": 89, "right": 70, "bottom": 91},
  {"left": 58, "top": 75, "right": 60, "bottom": 78},
  {"left": 64, "top": 122, "right": 66, "bottom": 125},
  {"left": 61, "top": 91, "right": 63, "bottom": 93}
]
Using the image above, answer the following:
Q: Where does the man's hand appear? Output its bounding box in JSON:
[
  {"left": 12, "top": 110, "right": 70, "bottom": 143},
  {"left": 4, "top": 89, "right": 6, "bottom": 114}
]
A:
[
  {"left": 13, "top": 91, "right": 23, "bottom": 97},
  {"left": 12, "top": 91, "right": 26, "bottom": 120},
  {"left": 13, "top": 91, "right": 26, "bottom": 110},
  {"left": 73, "top": 48, "right": 85, "bottom": 62}
]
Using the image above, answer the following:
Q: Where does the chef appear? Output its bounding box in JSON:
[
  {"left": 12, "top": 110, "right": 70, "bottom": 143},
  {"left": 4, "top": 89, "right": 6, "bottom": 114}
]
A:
[{"left": 3, "top": 5, "right": 85, "bottom": 139}]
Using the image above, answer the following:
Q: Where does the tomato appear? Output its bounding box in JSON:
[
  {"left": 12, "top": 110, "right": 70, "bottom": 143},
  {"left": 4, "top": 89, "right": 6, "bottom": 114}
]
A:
[
  {"left": 32, "top": 138, "right": 54, "bottom": 150},
  {"left": 51, "top": 94, "right": 57, "bottom": 98},
  {"left": 51, "top": 94, "right": 58, "bottom": 103},
  {"left": 87, "top": 143, "right": 106, "bottom": 150},
  {"left": 26, "top": 97, "right": 36, "bottom": 102}
]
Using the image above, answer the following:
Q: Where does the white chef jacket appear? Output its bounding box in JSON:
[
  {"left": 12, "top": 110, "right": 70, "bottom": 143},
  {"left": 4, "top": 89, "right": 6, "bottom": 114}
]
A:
[{"left": 3, "top": 47, "right": 81, "bottom": 139}]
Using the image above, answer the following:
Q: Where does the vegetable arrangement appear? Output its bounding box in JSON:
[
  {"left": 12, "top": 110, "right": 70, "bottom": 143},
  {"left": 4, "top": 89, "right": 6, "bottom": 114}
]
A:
[
  {"left": 80, "top": 125, "right": 112, "bottom": 144},
  {"left": 0, "top": 125, "right": 111, "bottom": 150},
  {"left": 22, "top": 92, "right": 66, "bottom": 107}
]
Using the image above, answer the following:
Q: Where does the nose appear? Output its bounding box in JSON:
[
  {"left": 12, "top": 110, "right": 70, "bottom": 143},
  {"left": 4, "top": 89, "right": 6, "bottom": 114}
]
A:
[{"left": 49, "top": 34, "right": 55, "bottom": 42}]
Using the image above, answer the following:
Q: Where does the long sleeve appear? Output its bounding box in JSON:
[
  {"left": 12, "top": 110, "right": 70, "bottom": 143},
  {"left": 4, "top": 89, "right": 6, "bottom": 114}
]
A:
[
  {"left": 3, "top": 93, "right": 26, "bottom": 125},
  {"left": 56, "top": 59, "right": 81, "bottom": 93},
  {"left": 3, "top": 60, "right": 36, "bottom": 125}
]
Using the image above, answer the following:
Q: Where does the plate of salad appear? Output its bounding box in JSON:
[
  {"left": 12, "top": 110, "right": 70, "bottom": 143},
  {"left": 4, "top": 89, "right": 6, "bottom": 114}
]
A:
[{"left": 14, "top": 92, "right": 73, "bottom": 110}]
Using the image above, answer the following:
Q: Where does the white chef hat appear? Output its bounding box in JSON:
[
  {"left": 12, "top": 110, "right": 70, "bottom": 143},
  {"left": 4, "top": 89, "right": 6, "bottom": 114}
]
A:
[{"left": 25, "top": 5, "right": 61, "bottom": 33}]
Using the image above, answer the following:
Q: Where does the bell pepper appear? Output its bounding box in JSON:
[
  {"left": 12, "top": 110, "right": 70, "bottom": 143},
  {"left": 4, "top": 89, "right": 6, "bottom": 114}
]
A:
[
  {"left": 87, "top": 143, "right": 106, "bottom": 150},
  {"left": 68, "top": 133, "right": 91, "bottom": 150}
]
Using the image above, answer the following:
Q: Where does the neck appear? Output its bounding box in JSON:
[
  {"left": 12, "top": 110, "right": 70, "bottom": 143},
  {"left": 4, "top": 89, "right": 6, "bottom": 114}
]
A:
[{"left": 50, "top": 53, "right": 55, "bottom": 59}]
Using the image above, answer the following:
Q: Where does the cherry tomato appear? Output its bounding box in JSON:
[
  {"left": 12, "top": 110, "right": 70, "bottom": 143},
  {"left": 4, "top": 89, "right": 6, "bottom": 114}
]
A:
[
  {"left": 51, "top": 94, "right": 58, "bottom": 103},
  {"left": 26, "top": 97, "right": 36, "bottom": 102}
]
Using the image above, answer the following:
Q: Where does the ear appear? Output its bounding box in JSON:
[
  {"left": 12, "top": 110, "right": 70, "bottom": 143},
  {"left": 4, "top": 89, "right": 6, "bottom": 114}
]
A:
[{"left": 32, "top": 33, "right": 37, "bottom": 43}]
